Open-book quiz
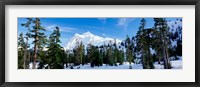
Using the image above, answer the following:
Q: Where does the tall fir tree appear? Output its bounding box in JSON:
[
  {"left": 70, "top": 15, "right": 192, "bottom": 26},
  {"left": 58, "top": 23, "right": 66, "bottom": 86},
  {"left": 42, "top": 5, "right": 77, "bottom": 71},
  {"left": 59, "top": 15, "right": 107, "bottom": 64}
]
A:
[
  {"left": 22, "top": 18, "right": 46, "bottom": 69},
  {"left": 21, "top": 18, "right": 32, "bottom": 69},
  {"left": 113, "top": 39, "right": 118, "bottom": 66},
  {"left": 154, "top": 18, "right": 171, "bottom": 69},
  {"left": 125, "top": 35, "right": 134, "bottom": 69},
  {"left": 142, "top": 28, "right": 155, "bottom": 69},
  {"left": 18, "top": 33, "right": 26, "bottom": 69},
  {"left": 135, "top": 18, "right": 146, "bottom": 68},
  {"left": 47, "top": 26, "right": 64, "bottom": 69}
]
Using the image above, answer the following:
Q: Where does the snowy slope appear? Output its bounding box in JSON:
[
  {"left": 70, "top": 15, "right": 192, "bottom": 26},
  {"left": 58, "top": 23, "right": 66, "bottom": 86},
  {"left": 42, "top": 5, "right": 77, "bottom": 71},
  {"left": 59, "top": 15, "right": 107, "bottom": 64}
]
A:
[
  {"left": 65, "top": 31, "right": 122, "bottom": 50},
  {"left": 168, "top": 19, "right": 182, "bottom": 47},
  {"left": 64, "top": 56, "right": 182, "bottom": 69},
  {"left": 64, "top": 60, "right": 182, "bottom": 69}
]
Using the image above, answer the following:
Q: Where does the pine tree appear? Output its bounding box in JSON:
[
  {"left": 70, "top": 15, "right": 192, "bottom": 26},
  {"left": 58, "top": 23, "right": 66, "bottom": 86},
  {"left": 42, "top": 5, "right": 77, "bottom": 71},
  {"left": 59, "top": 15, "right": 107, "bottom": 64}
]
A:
[
  {"left": 136, "top": 18, "right": 155, "bottom": 69},
  {"left": 87, "top": 43, "right": 96, "bottom": 67},
  {"left": 18, "top": 33, "right": 26, "bottom": 69},
  {"left": 94, "top": 46, "right": 100, "bottom": 67},
  {"left": 125, "top": 35, "right": 134, "bottom": 69},
  {"left": 73, "top": 41, "right": 85, "bottom": 66},
  {"left": 117, "top": 45, "right": 124, "bottom": 65},
  {"left": 176, "top": 38, "right": 182, "bottom": 56},
  {"left": 107, "top": 41, "right": 114, "bottom": 66},
  {"left": 64, "top": 50, "right": 69, "bottom": 67},
  {"left": 23, "top": 18, "right": 46, "bottom": 69},
  {"left": 142, "top": 28, "right": 155, "bottom": 69},
  {"left": 154, "top": 18, "right": 171, "bottom": 69},
  {"left": 37, "top": 37, "right": 48, "bottom": 68},
  {"left": 151, "top": 27, "right": 162, "bottom": 64},
  {"left": 21, "top": 18, "right": 32, "bottom": 69},
  {"left": 99, "top": 48, "right": 103, "bottom": 66},
  {"left": 176, "top": 26, "right": 182, "bottom": 56},
  {"left": 47, "top": 26, "right": 64, "bottom": 69},
  {"left": 80, "top": 42, "right": 84, "bottom": 65},
  {"left": 168, "top": 22, "right": 182, "bottom": 60},
  {"left": 113, "top": 39, "right": 118, "bottom": 66},
  {"left": 135, "top": 18, "right": 146, "bottom": 68},
  {"left": 74, "top": 41, "right": 80, "bottom": 66}
]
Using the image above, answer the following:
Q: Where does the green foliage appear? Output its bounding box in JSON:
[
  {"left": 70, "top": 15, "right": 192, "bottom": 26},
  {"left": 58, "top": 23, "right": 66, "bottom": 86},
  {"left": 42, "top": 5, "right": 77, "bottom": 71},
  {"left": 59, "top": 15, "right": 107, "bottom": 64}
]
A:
[
  {"left": 117, "top": 49, "right": 124, "bottom": 65},
  {"left": 47, "top": 26, "right": 64, "bottom": 69},
  {"left": 73, "top": 42, "right": 85, "bottom": 66},
  {"left": 154, "top": 18, "right": 171, "bottom": 69},
  {"left": 136, "top": 19, "right": 155, "bottom": 69},
  {"left": 21, "top": 18, "right": 46, "bottom": 69},
  {"left": 18, "top": 18, "right": 182, "bottom": 69},
  {"left": 125, "top": 35, "right": 134, "bottom": 69},
  {"left": 18, "top": 33, "right": 26, "bottom": 69},
  {"left": 107, "top": 43, "right": 114, "bottom": 66}
]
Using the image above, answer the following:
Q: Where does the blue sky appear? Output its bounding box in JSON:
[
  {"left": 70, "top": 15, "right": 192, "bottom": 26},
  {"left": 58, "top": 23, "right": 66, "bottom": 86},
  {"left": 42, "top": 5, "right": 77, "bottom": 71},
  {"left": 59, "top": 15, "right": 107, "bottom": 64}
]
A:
[{"left": 18, "top": 18, "right": 181, "bottom": 48}]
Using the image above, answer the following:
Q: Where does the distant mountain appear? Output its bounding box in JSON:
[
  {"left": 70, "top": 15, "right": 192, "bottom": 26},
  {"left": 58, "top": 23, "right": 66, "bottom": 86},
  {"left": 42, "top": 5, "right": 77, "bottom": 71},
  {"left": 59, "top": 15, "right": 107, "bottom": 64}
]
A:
[
  {"left": 168, "top": 19, "right": 182, "bottom": 34},
  {"left": 65, "top": 31, "right": 122, "bottom": 50},
  {"left": 167, "top": 19, "right": 182, "bottom": 47}
]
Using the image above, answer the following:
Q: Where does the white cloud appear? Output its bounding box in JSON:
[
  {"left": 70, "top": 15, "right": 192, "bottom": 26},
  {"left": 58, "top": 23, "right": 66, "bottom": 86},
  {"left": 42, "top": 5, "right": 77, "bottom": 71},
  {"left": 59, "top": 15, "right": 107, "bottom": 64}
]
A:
[
  {"left": 97, "top": 18, "right": 107, "bottom": 24},
  {"left": 46, "top": 24, "right": 76, "bottom": 33},
  {"left": 117, "top": 18, "right": 135, "bottom": 30}
]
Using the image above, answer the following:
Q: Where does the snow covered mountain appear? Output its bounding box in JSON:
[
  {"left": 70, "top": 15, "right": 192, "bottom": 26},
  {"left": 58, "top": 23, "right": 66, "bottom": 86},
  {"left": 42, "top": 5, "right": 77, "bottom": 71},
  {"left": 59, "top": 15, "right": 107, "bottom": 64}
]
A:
[
  {"left": 65, "top": 32, "right": 122, "bottom": 50},
  {"left": 168, "top": 19, "right": 182, "bottom": 47}
]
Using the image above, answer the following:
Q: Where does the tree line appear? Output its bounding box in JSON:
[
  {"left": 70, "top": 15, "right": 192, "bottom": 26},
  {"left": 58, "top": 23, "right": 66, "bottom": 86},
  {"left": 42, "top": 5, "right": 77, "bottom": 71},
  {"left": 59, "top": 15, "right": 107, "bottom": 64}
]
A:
[{"left": 18, "top": 18, "right": 182, "bottom": 69}]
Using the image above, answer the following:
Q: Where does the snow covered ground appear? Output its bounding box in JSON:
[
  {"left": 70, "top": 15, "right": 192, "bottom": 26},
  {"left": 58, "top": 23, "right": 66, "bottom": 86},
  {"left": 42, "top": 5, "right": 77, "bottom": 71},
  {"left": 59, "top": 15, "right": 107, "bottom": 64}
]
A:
[
  {"left": 29, "top": 56, "right": 182, "bottom": 69},
  {"left": 154, "top": 60, "right": 182, "bottom": 69},
  {"left": 64, "top": 62, "right": 143, "bottom": 69},
  {"left": 64, "top": 57, "right": 182, "bottom": 69}
]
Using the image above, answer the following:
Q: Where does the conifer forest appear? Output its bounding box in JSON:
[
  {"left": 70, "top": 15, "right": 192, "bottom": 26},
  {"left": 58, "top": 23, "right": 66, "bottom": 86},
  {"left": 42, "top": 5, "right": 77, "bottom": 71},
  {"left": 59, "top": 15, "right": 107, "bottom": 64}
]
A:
[{"left": 18, "top": 18, "right": 182, "bottom": 69}]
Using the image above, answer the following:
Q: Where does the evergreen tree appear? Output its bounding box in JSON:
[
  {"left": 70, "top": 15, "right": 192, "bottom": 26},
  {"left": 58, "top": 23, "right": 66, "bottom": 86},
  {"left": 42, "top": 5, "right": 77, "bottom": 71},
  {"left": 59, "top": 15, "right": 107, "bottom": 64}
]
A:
[
  {"left": 73, "top": 41, "right": 85, "bottom": 66},
  {"left": 154, "top": 18, "right": 171, "bottom": 69},
  {"left": 22, "top": 18, "right": 46, "bottom": 69},
  {"left": 37, "top": 36, "right": 48, "bottom": 68},
  {"left": 21, "top": 18, "right": 32, "bottom": 69},
  {"left": 18, "top": 33, "right": 26, "bottom": 69},
  {"left": 47, "top": 26, "right": 64, "bottom": 69},
  {"left": 176, "top": 38, "right": 182, "bottom": 56},
  {"left": 113, "top": 39, "right": 118, "bottom": 66},
  {"left": 102, "top": 44, "right": 108, "bottom": 64},
  {"left": 151, "top": 27, "right": 163, "bottom": 64},
  {"left": 135, "top": 18, "right": 146, "bottom": 68},
  {"left": 99, "top": 48, "right": 103, "bottom": 66},
  {"left": 74, "top": 41, "right": 80, "bottom": 66},
  {"left": 107, "top": 41, "right": 114, "bottom": 66},
  {"left": 142, "top": 28, "right": 155, "bottom": 69},
  {"left": 125, "top": 35, "right": 134, "bottom": 69},
  {"left": 136, "top": 18, "right": 155, "bottom": 69},
  {"left": 176, "top": 26, "right": 182, "bottom": 56},
  {"left": 79, "top": 42, "right": 84, "bottom": 65},
  {"left": 117, "top": 46, "right": 124, "bottom": 65},
  {"left": 87, "top": 43, "right": 95, "bottom": 67},
  {"left": 94, "top": 46, "right": 100, "bottom": 67}
]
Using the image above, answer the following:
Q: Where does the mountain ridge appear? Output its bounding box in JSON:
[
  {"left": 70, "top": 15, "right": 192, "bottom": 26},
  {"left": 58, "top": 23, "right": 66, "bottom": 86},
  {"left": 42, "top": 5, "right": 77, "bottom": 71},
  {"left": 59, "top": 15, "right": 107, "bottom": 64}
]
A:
[{"left": 65, "top": 31, "right": 122, "bottom": 50}]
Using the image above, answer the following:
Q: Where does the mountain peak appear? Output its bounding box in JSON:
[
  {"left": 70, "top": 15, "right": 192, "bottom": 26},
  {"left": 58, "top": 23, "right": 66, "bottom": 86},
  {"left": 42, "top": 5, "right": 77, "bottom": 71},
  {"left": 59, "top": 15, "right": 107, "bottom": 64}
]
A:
[
  {"left": 65, "top": 32, "right": 122, "bottom": 50},
  {"left": 82, "top": 31, "right": 94, "bottom": 37}
]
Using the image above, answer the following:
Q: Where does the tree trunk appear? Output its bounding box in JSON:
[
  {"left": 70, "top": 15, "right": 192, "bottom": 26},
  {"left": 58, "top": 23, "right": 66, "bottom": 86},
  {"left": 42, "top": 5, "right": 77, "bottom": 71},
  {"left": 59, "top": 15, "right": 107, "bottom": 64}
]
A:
[
  {"left": 147, "top": 31, "right": 151, "bottom": 69},
  {"left": 165, "top": 45, "right": 170, "bottom": 68},
  {"left": 162, "top": 32, "right": 168, "bottom": 69},
  {"left": 33, "top": 43, "right": 38, "bottom": 69},
  {"left": 158, "top": 56, "right": 161, "bottom": 64},
  {"left": 33, "top": 19, "right": 39, "bottom": 69},
  {"left": 23, "top": 37, "right": 28, "bottom": 69},
  {"left": 141, "top": 44, "right": 146, "bottom": 69}
]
